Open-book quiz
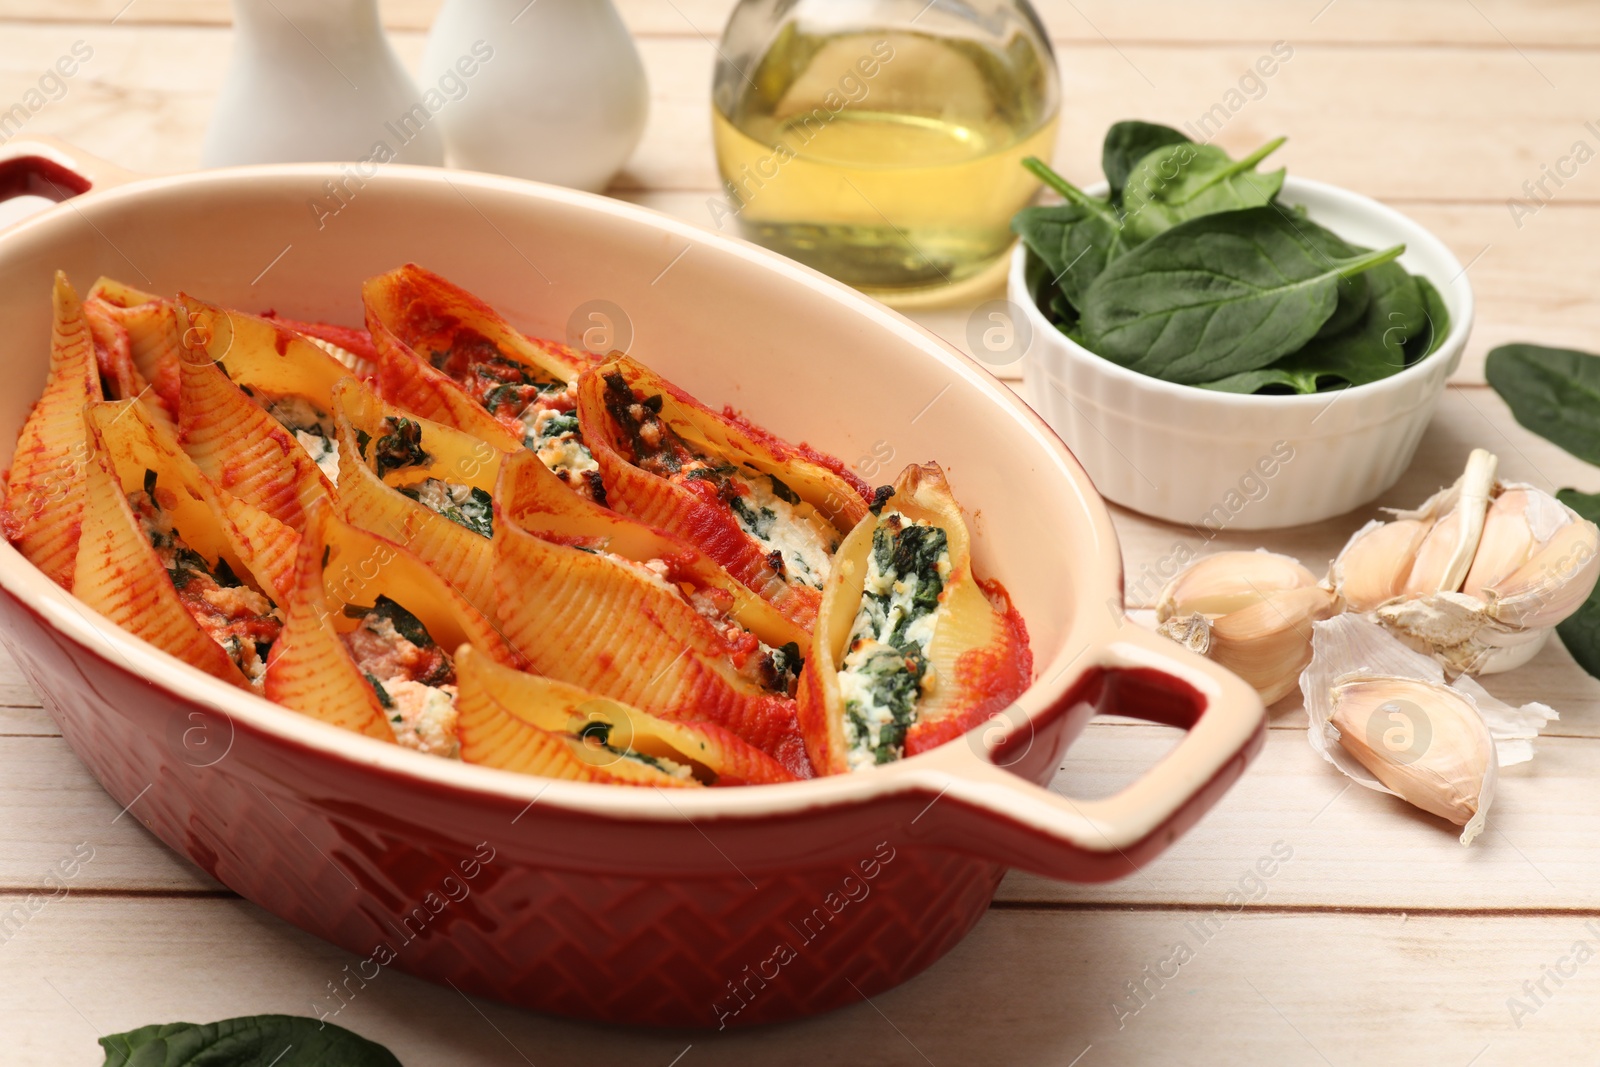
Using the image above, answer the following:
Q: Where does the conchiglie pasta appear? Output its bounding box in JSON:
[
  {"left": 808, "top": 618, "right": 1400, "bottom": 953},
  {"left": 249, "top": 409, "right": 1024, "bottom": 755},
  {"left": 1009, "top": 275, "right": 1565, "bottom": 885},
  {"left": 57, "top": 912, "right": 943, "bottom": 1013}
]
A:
[
  {"left": 85, "top": 276, "right": 183, "bottom": 419},
  {"left": 178, "top": 334, "right": 330, "bottom": 532},
  {"left": 498, "top": 449, "right": 807, "bottom": 653},
  {"left": 362, "top": 264, "right": 602, "bottom": 500},
  {"left": 456, "top": 647, "right": 796, "bottom": 786},
  {"left": 797, "top": 462, "right": 1032, "bottom": 776},
  {"left": 331, "top": 378, "right": 506, "bottom": 618},
  {"left": 72, "top": 405, "right": 270, "bottom": 689},
  {"left": 491, "top": 509, "right": 811, "bottom": 777},
  {"left": 4, "top": 272, "right": 103, "bottom": 588},
  {"left": 576, "top": 355, "right": 871, "bottom": 630},
  {"left": 266, "top": 500, "right": 524, "bottom": 753},
  {"left": 264, "top": 504, "right": 397, "bottom": 741},
  {"left": 89, "top": 397, "right": 298, "bottom": 605}
]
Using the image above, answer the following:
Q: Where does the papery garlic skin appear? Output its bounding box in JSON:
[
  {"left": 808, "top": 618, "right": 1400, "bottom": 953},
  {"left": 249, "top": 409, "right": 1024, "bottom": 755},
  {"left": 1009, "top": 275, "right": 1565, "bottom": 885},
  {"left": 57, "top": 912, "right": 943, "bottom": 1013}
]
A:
[
  {"left": 1155, "top": 552, "right": 1335, "bottom": 705},
  {"left": 1329, "top": 676, "right": 1491, "bottom": 828},
  {"left": 1400, "top": 449, "right": 1496, "bottom": 596},
  {"left": 1302, "top": 614, "right": 1556, "bottom": 846}
]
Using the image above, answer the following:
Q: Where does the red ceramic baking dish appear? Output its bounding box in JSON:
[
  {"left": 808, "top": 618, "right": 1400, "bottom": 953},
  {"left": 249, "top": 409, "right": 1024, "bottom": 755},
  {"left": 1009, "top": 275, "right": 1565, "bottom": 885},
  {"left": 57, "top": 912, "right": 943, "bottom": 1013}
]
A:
[{"left": 0, "top": 138, "right": 1266, "bottom": 1029}]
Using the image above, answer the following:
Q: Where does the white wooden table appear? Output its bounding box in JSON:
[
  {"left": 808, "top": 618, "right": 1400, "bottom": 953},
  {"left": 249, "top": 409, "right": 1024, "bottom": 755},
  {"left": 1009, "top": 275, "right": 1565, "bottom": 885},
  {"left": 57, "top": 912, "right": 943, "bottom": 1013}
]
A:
[{"left": 4, "top": 2, "right": 1600, "bottom": 1063}]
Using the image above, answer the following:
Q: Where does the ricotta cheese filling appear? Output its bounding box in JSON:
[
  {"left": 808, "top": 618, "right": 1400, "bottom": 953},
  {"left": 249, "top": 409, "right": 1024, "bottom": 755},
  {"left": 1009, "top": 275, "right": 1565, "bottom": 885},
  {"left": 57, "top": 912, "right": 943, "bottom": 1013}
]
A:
[
  {"left": 837, "top": 512, "right": 952, "bottom": 771},
  {"left": 427, "top": 331, "right": 604, "bottom": 502},
  {"left": 262, "top": 395, "right": 342, "bottom": 484},
  {"left": 524, "top": 407, "right": 601, "bottom": 491},
  {"left": 398, "top": 477, "right": 494, "bottom": 538},
  {"left": 342, "top": 596, "right": 460, "bottom": 759},
  {"left": 600, "top": 372, "right": 840, "bottom": 592},
  {"left": 128, "top": 473, "right": 282, "bottom": 688}
]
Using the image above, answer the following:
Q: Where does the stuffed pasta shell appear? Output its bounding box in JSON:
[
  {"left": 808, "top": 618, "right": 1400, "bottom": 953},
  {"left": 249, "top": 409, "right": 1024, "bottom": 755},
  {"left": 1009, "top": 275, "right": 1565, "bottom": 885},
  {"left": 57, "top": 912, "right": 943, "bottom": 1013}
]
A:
[
  {"left": 4, "top": 272, "right": 101, "bottom": 588},
  {"left": 492, "top": 461, "right": 811, "bottom": 777},
  {"left": 178, "top": 295, "right": 373, "bottom": 501},
  {"left": 576, "top": 355, "right": 872, "bottom": 630},
  {"left": 84, "top": 276, "right": 184, "bottom": 421},
  {"left": 265, "top": 503, "right": 521, "bottom": 754},
  {"left": 498, "top": 448, "right": 808, "bottom": 667},
  {"left": 797, "top": 463, "right": 1032, "bottom": 775},
  {"left": 456, "top": 647, "right": 796, "bottom": 786},
  {"left": 331, "top": 379, "right": 507, "bottom": 617},
  {"left": 362, "top": 264, "right": 603, "bottom": 500},
  {"left": 74, "top": 399, "right": 289, "bottom": 690}
]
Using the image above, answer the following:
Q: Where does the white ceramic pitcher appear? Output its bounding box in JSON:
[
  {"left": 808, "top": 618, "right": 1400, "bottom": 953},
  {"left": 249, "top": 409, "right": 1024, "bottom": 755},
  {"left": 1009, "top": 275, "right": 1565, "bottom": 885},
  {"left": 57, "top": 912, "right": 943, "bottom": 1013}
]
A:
[
  {"left": 420, "top": 0, "right": 649, "bottom": 191},
  {"left": 203, "top": 0, "right": 444, "bottom": 167}
]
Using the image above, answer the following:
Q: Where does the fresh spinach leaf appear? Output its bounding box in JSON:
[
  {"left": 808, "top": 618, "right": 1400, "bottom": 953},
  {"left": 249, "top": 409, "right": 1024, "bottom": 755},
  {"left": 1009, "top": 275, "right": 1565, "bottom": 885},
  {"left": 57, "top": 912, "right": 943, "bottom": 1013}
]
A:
[
  {"left": 1079, "top": 206, "right": 1406, "bottom": 384},
  {"left": 1014, "top": 157, "right": 1130, "bottom": 309},
  {"left": 1294, "top": 217, "right": 1372, "bottom": 340},
  {"left": 1555, "top": 489, "right": 1600, "bottom": 679},
  {"left": 99, "top": 1015, "right": 401, "bottom": 1067},
  {"left": 1011, "top": 201, "right": 1124, "bottom": 310},
  {"left": 1486, "top": 344, "right": 1600, "bottom": 465},
  {"left": 1101, "top": 120, "right": 1191, "bottom": 206},
  {"left": 1121, "top": 138, "right": 1288, "bottom": 243},
  {"left": 1199, "top": 367, "right": 1320, "bottom": 395},
  {"left": 1408, "top": 276, "right": 1452, "bottom": 360},
  {"left": 1202, "top": 260, "right": 1433, "bottom": 394}
]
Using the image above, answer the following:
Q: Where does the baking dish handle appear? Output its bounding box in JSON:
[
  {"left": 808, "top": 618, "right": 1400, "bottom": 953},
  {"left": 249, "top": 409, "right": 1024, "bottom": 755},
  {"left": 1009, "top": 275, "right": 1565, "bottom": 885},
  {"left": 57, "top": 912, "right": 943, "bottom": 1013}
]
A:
[
  {"left": 0, "top": 137, "right": 142, "bottom": 225},
  {"left": 911, "top": 621, "right": 1267, "bottom": 882}
]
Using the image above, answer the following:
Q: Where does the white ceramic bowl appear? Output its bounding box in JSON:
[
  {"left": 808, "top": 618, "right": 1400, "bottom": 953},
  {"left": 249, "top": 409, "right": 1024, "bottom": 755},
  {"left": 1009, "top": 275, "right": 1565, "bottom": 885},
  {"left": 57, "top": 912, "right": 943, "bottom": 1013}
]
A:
[{"left": 1010, "top": 176, "right": 1473, "bottom": 531}]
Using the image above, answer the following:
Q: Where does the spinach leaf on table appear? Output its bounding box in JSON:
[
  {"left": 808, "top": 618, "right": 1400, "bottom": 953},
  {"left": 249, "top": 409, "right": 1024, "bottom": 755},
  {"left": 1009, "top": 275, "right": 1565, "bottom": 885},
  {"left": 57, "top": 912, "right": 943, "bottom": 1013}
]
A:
[
  {"left": 1078, "top": 206, "right": 1406, "bottom": 385},
  {"left": 100, "top": 1016, "right": 402, "bottom": 1067},
  {"left": 1121, "top": 138, "right": 1288, "bottom": 243},
  {"left": 1555, "top": 489, "right": 1600, "bottom": 678},
  {"left": 1101, "top": 120, "right": 1192, "bottom": 206},
  {"left": 1486, "top": 344, "right": 1600, "bottom": 465}
]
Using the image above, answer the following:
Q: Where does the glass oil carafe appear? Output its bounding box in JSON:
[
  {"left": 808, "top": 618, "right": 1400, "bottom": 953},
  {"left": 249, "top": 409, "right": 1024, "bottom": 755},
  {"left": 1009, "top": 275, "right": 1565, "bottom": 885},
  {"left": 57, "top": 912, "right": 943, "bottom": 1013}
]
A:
[{"left": 712, "top": 0, "right": 1060, "bottom": 306}]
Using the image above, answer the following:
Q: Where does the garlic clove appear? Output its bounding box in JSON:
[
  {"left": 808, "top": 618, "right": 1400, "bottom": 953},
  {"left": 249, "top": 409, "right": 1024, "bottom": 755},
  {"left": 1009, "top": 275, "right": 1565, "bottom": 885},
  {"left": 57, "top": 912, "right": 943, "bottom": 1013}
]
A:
[
  {"left": 1208, "top": 584, "right": 1338, "bottom": 704},
  {"left": 1461, "top": 488, "right": 1538, "bottom": 598},
  {"left": 1302, "top": 614, "right": 1556, "bottom": 845},
  {"left": 1155, "top": 550, "right": 1316, "bottom": 622},
  {"left": 1333, "top": 518, "right": 1433, "bottom": 611},
  {"left": 1329, "top": 676, "right": 1492, "bottom": 829},
  {"left": 1483, "top": 514, "right": 1600, "bottom": 630},
  {"left": 1399, "top": 449, "right": 1498, "bottom": 597}
]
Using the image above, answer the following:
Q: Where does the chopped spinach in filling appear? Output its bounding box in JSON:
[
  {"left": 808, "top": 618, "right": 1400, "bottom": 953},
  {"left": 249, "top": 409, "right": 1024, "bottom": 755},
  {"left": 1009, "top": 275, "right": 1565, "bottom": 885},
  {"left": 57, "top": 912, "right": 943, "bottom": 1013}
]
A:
[
  {"left": 398, "top": 478, "right": 494, "bottom": 538},
  {"left": 837, "top": 514, "right": 951, "bottom": 771},
  {"left": 342, "top": 595, "right": 459, "bottom": 758},
  {"left": 575, "top": 720, "right": 694, "bottom": 780},
  {"left": 370, "top": 417, "right": 432, "bottom": 478},
  {"left": 601, "top": 372, "right": 838, "bottom": 590},
  {"left": 127, "top": 475, "right": 281, "bottom": 687},
  {"left": 426, "top": 331, "right": 602, "bottom": 501}
]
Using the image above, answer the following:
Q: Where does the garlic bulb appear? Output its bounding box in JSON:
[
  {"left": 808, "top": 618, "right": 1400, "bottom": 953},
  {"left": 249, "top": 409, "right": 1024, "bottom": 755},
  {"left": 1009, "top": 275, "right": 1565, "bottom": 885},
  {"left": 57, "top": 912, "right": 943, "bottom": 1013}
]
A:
[
  {"left": 1303, "top": 614, "right": 1557, "bottom": 845},
  {"left": 1326, "top": 448, "right": 1600, "bottom": 674},
  {"left": 1156, "top": 551, "right": 1338, "bottom": 704}
]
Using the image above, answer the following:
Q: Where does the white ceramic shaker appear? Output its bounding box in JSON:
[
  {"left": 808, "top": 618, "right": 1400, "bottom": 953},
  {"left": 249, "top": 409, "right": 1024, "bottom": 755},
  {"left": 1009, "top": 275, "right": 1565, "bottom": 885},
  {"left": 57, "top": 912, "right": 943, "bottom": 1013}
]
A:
[
  {"left": 419, "top": 0, "right": 649, "bottom": 192},
  {"left": 203, "top": 0, "right": 444, "bottom": 167}
]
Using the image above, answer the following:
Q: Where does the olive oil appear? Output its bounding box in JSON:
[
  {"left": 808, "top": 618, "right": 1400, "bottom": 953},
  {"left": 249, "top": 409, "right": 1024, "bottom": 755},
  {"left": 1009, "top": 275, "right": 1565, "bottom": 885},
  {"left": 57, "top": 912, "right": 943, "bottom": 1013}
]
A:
[{"left": 713, "top": 28, "right": 1059, "bottom": 304}]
